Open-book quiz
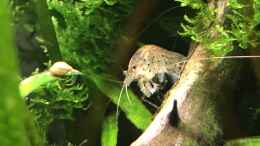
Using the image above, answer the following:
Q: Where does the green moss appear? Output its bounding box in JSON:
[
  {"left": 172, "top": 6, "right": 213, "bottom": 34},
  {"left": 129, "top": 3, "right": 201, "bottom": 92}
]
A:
[
  {"left": 200, "top": 106, "right": 222, "bottom": 145},
  {"left": 178, "top": 0, "right": 259, "bottom": 54},
  {"left": 18, "top": 1, "right": 152, "bottom": 145},
  {"left": 47, "top": 0, "right": 137, "bottom": 73},
  {"left": 27, "top": 75, "right": 89, "bottom": 130}
]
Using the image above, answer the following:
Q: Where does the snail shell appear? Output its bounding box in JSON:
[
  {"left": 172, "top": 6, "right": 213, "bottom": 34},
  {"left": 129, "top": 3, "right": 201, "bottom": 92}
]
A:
[{"left": 49, "top": 61, "right": 75, "bottom": 76}]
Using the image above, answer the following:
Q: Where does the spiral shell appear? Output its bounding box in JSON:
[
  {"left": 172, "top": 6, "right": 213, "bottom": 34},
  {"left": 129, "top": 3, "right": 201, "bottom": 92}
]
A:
[{"left": 49, "top": 61, "right": 75, "bottom": 76}]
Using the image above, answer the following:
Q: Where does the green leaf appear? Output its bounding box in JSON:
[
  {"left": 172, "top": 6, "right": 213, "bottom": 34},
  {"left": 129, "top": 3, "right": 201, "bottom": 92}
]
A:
[
  {"left": 225, "top": 137, "right": 260, "bottom": 146},
  {"left": 101, "top": 113, "right": 118, "bottom": 146},
  {"left": 0, "top": 0, "right": 43, "bottom": 145},
  {"left": 90, "top": 74, "right": 152, "bottom": 130},
  {"left": 19, "top": 61, "right": 82, "bottom": 97},
  {"left": 184, "top": 15, "right": 195, "bottom": 23},
  {"left": 104, "top": 0, "right": 118, "bottom": 6},
  {"left": 228, "top": 0, "right": 244, "bottom": 9},
  {"left": 175, "top": 0, "right": 205, "bottom": 9},
  {"left": 19, "top": 72, "right": 57, "bottom": 97}
]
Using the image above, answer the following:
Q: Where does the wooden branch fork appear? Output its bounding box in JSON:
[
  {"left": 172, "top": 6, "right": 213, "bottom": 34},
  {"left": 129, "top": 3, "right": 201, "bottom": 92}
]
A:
[{"left": 131, "top": 1, "right": 245, "bottom": 145}]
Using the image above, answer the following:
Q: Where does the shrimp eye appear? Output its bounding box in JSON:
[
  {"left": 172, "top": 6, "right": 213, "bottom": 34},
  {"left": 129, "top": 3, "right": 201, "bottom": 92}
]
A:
[{"left": 133, "top": 66, "right": 136, "bottom": 69}]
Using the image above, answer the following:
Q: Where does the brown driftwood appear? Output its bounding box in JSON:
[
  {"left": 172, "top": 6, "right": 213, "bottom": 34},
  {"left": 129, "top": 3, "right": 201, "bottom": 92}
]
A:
[{"left": 130, "top": 0, "right": 246, "bottom": 146}]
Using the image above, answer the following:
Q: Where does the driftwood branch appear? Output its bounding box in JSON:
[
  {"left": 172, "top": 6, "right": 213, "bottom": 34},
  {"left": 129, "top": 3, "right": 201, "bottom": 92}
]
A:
[{"left": 130, "top": 0, "right": 246, "bottom": 145}]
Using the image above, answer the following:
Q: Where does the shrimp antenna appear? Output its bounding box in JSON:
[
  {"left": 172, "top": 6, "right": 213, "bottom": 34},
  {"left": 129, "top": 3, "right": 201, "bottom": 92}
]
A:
[
  {"left": 116, "top": 83, "right": 125, "bottom": 119},
  {"left": 125, "top": 85, "right": 132, "bottom": 104},
  {"left": 172, "top": 55, "right": 260, "bottom": 71},
  {"left": 199, "top": 55, "right": 260, "bottom": 60}
]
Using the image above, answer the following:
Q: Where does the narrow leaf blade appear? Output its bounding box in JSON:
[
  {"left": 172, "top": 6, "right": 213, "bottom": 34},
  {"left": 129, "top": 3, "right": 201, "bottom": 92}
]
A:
[
  {"left": 92, "top": 74, "right": 152, "bottom": 130},
  {"left": 101, "top": 113, "right": 118, "bottom": 146}
]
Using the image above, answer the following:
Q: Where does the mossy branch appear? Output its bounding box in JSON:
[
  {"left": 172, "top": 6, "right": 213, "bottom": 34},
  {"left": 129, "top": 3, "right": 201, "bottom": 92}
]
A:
[{"left": 131, "top": 1, "right": 247, "bottom": 145}]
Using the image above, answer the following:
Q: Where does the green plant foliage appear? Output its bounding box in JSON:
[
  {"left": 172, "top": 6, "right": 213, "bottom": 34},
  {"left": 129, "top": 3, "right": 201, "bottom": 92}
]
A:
[
  {"left": 104, "top": 0, "right": 118, "bottom": 6},
  {"left": 254, "top": 0, "right": 260, "bottom": 24},
  {"left": 16, "top": 1, "right": 152, "bottom": 145},
  {"left": 47, "top": 0, "right": 136, "bottom": 73},
  {"left": 0, "top": 0, "right": 43, "bottom": 145},
  {"left": 19, "top": 62, "right": 82, "bottom": 97},
  {"left": 44, "top": 0, "right": 152, "bottom": 144},
  {"left": 26, "top": 75, "right": 89, "bottom": 129},
  {"left": 179, "top": 6, "right": 217, "bottom": 50},
  {"left": 90, "top": 73, "right": 152, "bottom": 130},
  {"left": 176, "top": 0, "right": 206, "bottom": 9},
  {"left": 19, "top": 72, "right": 57, "bottom": 97},
  {"left": 20, "top": 0, "right": 152, "bottom": 145},
  {"left": 101, "top": 113, "right": 118, "bottom": 146},
  {"left": 225, "top": 137, "right": 260, "bottom": 146},
  {"left": 254, "top": 0, "right": 260, "bottom": 42},
  {"left": 178, "top": 0, "right": 259, "bottom": 54}
]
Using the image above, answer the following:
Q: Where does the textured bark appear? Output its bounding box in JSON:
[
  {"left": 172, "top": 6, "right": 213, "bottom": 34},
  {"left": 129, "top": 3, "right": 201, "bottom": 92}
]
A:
[{"left": 130, "top": 0, "right": 246, "bottom": 145}]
